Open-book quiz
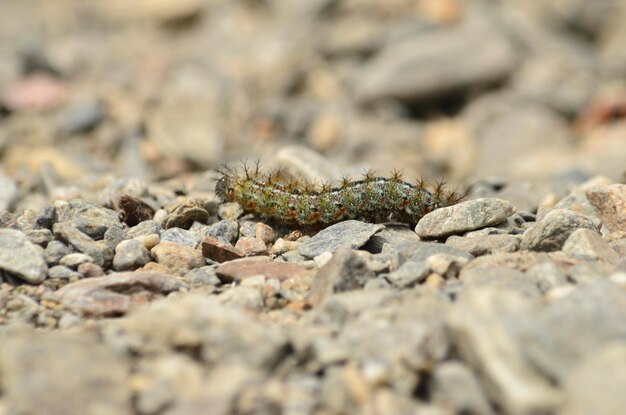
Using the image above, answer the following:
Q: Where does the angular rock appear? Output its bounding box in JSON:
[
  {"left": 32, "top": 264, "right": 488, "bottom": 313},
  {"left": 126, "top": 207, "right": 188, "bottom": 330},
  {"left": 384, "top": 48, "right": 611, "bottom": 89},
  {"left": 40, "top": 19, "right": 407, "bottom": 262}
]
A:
[
  {"left": 201, "top": 236, "right": 245, "bottom": 263},
  {"left": 0, "top": 328, "right": 131, "bottom": 415},
  {"left": 53, "top": 221, "right": 114, "bottom": 267},
  {"left": 184, "top": 266, "right": 220, "bottom": 287},
  {"left": 392, "top": 241, "right": 473, "bottom": 269},
  {"left": 60, "top": 252, "right": 94, "bottom": 268},
  {"left": 235, "top": 236, "right": 268, "bottom": 256},
  {"left": 199, "top": 219, "right": 239, "bottom": 245},
  {"left": 163, "top": 200, "right": 209, "bottom": 229},
  {"left": 116, "top": 194, "right": 155, "bottom": 227},
  {"left": 416, "top": 198, "right": 516, "bottom": 238},
  {"left": 308, "top": 248, "right": 376, "bottom": 306},
  {"left": 586, "top": 184, "right": 626, "bottom": 233},
  {"left": 299, "top": 220, "right": 384, "bottom": 258},
  {"left": 459, "top": 267, "right": 542, "bottom": 299},
  {"left": 48, "top": 265, "right": 82, "bottom": 279},
  {"left": 521, "top": 209, "right": 598, "bottom": 252},
  {"left": 386, "top": 261, "right": 430, "bottom": 288},
  {"left": 160, "top": 227, "right": 201, "bottom": 248},
  {"left": 431, "top": 361, "right": 495, "bottom": 415},
  {"left": 125, "top": 220, "right": 161, "bottom": 239},
  {"left": 0, "top": 229, "right": 47, "bottom": 284},
  {"left": 563, "top": 228, "right": 619, "bottom": 264},
  {"left": 57, "top": 271, "right": 188, "bottom": 317},
  {"left": 113, "top": 239, "right": 151, "bottom": 271}
]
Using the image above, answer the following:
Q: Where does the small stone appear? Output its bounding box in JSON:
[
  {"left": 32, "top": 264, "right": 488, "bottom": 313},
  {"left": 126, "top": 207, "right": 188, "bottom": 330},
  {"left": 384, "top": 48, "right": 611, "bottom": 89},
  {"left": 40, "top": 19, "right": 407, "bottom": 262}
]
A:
[
  {"left": 153, "top": 209, "right": 168, "bottom": 226},
  {"left": 200, "top": 219, "right": 239, "bottom": 244},
  {"left": 217, "top": 202, "right": 243, "bottom": 221},
  {"left": 160, "top": 227, "right": 201, "bottom": 248},
  {"left": 52, "top": 222, "right": 113, "bottom": 267},
  {"left": 459, "top": 267, "right": 542, "bottom": 299},
  {"left": 308, "top": 248, "right": 376, "bottom": 306},
  {"left": 184, "top": 266, "right": 220, "bottom": 287},
  {"left": 216, "top": 257, "right": 309, "bottom": 283},
  {"left": 150, "top": 242, "right": 205, "bottom": 274},
  {"left": 431, "top": 361, "right": 495, "bottom": 415},
  {"left": 392, "top": 241, "right": 474, "bottom": 269},
  {"left": 48, "top": 265, "right": 82, "bottom": 279},
  {"left": 386, "top": 261, "right": 430, "bottom": 288},
  {"left": 521, "top": 209, "right": 598, "bottom": 252},
  {"left": 164, "top": 200, "right": 209, "bottom": 229},
  {"left": 134, "top": 233, "right": 160, "bottom": 250},
  {"left": 0, "top": 229, "right": 47, "bottom": 284},
  {"left": 116, "top": 194, "right": 155, "bottom": 227},
  {"left": 416, "top": 198, "right": 516, "bottom": 238},
  {"left": 235, "top": 237, "right": 268, "bottom": 256},
  {"left": 3, "top": 73, "right": 69, "bottom": 111},
  {"left": 445, "top": 234, "right": 520, "bottom": 256},
  {"left": 201, "top": 236, "right": 245, "bottom": 263},
  {"left": 426, "top": 253, "right": 470, "bottom": 279},
  {"left": 0, "top": 172, "right": 18, "bottom": 212},
  {"left": 57, "top": 271, "right": 188, "bottom": 317},
  {"left": 299, "top": 220, "right": 384, "bottom": 258},
  {"left": 113, "top": 239, "right": 151, "bottom": 271},
  {"left": 218, "top": 286, "right": 264, "bottom": 312},
  {"left": 586, "top": 184, "right": 626, "bottom": 233},
  {"left": 59, "top": 253, "right": 94, "bottom": 269},
  {"left": 362, "top": 226, "right": 422, "bottom": 254},
  {"left": 44, "top": 240, "right": 72, "bottom": 266},
  {"left": 125, "top": 220, "right": 161, "bottom": 239},
  {"left": 526, "top": 261, "right": 569, "bottom": 292},
  {"left": 25, "top": 228, "right": 54, "bottom": 246},
  {"left": 563, "top": 228, "right": 620, "bottom": 264},
  {"left": 255, "top": 222, "right": 275, "bottom": 245},
  {"left": 268, "top": 238, "right": 300, "bottom": 255},
  {"left": 60, "top": 99, "right": 105, "bottom": 135},
  {"left": 77, "top": 262, "right": 105, "bottom": 278}
]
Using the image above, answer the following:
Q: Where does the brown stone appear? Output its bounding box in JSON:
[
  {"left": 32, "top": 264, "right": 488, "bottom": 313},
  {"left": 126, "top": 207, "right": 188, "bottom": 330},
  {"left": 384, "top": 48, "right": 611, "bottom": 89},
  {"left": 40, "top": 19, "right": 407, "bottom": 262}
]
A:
[
  {"left": 201, "top": 236, "right": 245, "bottom": 263},
  {"left": 235, "top": 237, "right": 268, "bottom": 256},
  {"left": 216, "top": 257, "right": 310, "bottom": 283},
  {"left": 150, "top": 242, "right": 205, "bottom": 274}
]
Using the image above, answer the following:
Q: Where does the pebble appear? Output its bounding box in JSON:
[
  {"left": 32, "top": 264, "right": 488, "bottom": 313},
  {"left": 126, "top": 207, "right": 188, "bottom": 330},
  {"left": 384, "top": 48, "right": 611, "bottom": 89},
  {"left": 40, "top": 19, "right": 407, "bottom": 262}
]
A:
[
  {"left": 386, "top": 261, "right": 431, "bottom": 288},
  {"left": 201, "top": 236, "right": 245, "bottom": 263},
  {"left": 59, "top": 253, "right": 94, "bottom": 269},
  {"left": 216, "top": 257, "right": 309, "bottom": 283},
  {"left": 200, "top": 219, "right": 239, "bottom": 245},
  {"left": 60, "top": 99, "right": 105, "bottom": 135},
  {"left": 298, "top": 220, "right": 384, "bottom": 258},
  {"left": 43, "top": 240, "right": 73, "bottom": 266},
  {"left": 160, "top": 227, "right": 201, "bottom": 248},
  {"left": 431, "top": 361, "right": 495, "bottom": 415},
  {"left": 521, "top": 209, "right": 598, "bottom": 252},
  {"left": 150, "top": 242, "right": 205, "bottom": 275},
  {"left": 113, "top": 239, "right": 151, "bottom": 271},
  {"left": 563, "top": 228, "right": 620, "bottom": 264},
  {"left": 308, "top": 248, "right": 376, "bottom": 306},
  {"left": 218, "top": 286, "right": 265, "bottom": 312},
  {"left": 0, "top": 229, "right": 48, "bottom": 284},
  {"left": 183, "top": 266, "right": 220, "bottom": 287},
  {"left": 416, "top": 198, "right": 516, "bottom": 238},
  {"left": 48, "top": 265, "right": 82, "bottom": 279},
  {"left": 116, "top": 195, "right": 155, "bottom": 227},
  {"left": 585, "top": 184, "right": 626, "bottom": 233},
  {"left": 255, "top": 222, "right": 275, "bottom": 245},
  {"left": 57, "top": 271, "right": 188, "bottom": 317},
  {"left": 0, "top": 171, "right": 18, "bottom": 211},
  {"left": 134, "top": 233, "right": 160, "bottom": 250},
  {"left": 163, "top": 200, "right": 209, "bottom": 230},
  {"left": 235, "top": 236, "right": 268, "bottom": 256},
  {"left": 77, "top": 262, "right": 105, "bottom": 278},
  {"left": 125, "top": 220, "right": 161, "bottom": 239}
]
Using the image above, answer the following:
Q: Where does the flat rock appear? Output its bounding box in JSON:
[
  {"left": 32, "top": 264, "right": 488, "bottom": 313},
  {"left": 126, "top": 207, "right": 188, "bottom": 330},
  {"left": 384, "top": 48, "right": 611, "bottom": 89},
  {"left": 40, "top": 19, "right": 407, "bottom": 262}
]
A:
[
  {"left": 113, "top": 239, "right": 151, "bottom": 271},
  {"left": 586, "top": 184, "right": 626, "bottom": 233},
  {"left": 299, "top": 220, "right": 384, "bottom": 258},
  {"left": 216, "top": 257, "right": 309, "bottom": 283},
  {"left": 160, "top": 227, "right": 201, "bottom": 248},
  {"left": 234, "top": 236, "right": 268, "bottom": 256},
  {"left": 57, "top": 271, "right": 188, "bottom": 317},
  {"left": 392, "top": 241, "right": 474, "bottom": 269},
  {"left": 0, "top": 328, "right": 131, "bottom": 415},
  {"left": 563, "top": 228, "right": 619, "bottom": 264},
  {"left": 308, "top": 248, "right": 376, "bottom": 306},
  {"left": 354, "top": 22, "right": 518, "bottom": 104},
  {"left": 201, "top": 236, "right": 245, "bottom": 263},
  {"left": 0, "top": 229, "right": 47, "bottom": 283},
  {"left": 521, "top": 209, "right": 598, "bottom": 252},
  {"left": 446, "top": 234, "right": 520, "bottom": 256},
  {"left": 416, "top": 198, "right": 516, "bottom": 238},
  {"left": 163, "top": 200, "right": 209, "bottom": 230}
]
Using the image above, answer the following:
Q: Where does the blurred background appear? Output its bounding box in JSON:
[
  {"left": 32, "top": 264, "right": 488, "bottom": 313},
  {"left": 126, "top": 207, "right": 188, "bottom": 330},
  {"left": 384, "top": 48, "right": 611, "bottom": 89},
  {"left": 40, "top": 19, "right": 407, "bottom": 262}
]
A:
[{"left": 0, "top": 0, "right": 625, "bottom": 213}]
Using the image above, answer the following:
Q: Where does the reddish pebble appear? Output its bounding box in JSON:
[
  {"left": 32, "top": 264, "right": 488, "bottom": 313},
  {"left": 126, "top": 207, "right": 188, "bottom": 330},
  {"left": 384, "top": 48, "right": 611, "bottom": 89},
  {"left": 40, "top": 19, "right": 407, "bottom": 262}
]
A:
[
  {"left": 235, "top": 236, "right": 268, "bottom": 256},
  {"left": 3, "top": 73, "right": 69, "bottom": 112},
  {"left": 201, "top": 236, "right": 245, "bottom": 263}
]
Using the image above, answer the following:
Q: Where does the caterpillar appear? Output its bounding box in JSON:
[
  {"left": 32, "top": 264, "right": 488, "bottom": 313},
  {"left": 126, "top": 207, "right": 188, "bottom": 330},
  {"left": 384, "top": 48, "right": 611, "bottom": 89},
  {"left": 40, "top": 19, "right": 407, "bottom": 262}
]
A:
[{"left": 215, "top": 163, "right": 462, "bottom": 227}]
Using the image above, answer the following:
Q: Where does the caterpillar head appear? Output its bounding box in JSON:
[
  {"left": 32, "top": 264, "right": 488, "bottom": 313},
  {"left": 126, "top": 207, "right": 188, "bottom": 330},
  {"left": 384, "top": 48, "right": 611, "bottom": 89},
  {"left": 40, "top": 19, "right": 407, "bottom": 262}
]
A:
[{"left": 215, "top": 175, "right": 233, "bottom": 202}]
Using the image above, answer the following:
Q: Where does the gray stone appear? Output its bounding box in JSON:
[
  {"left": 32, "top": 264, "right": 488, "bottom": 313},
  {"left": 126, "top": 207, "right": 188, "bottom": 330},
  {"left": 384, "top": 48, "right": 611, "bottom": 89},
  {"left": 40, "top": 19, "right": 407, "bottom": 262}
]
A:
[
  {"left": 560, "top": 343, "right": 626, "bottom": 415},
  {"left": 386, "top": 261, "right": 431, "bottom": 288},
  {"left": 362, "top": 226, "right": 422, "bottom": 254},
  {"left": 113, "top": 239, "right": 151, "bottom": 271},
  {"left": 151, "top": 242, "right": 205, "bottom": 275},
  {"left": 125, "top": 220, "right": 161, "bottom": 239},
  {"left": 446, "top": 234, "right": 520, "bottom": 256},
  {"left": 514, "top": 280, "right": 626, "bottom": 381},
  {"left": 392, "top": 241, "right": 473, "bottom": 269},
  {"left": 60, "top": 253, "right": 94, "bottom": 269},
  {"left": 526, "top": 261, "right": 569, "bottom": 292},
  {"left": 521, "top": 209, "right": 598, "bottom": 252},
  {"left": 354, "top": 22, "right": 518, "bottom": 104},
  {"left": 163, "top": 200, "right": 209, "bottom": 229},
  {"left": 563, "top": 228, "right": 620, "bottom": 264},
  {"left": 199, "top": 219, "right": 239, "bottom": 245},
  {"left": 184, "top": 266, "right": 220, "bottom": 287},
  {"left": 447, "top": 289, "right": 561, "bottom": 415},
  {"left": 161, "top": 227, "right": 201, "bottom": 248},
  {"left": 0, "top": 172, "right": 18, "bottom": 211},
  {"left": 24, "top": 228, "right": 54, "bottom": 246},
  {"left": 60, "top": 99, "right": 105, "bottom": 135},
  {"left": 416, "top": 198, "right": 516, "bottom": 238},
  {"left": 299, "top": 220, "right": 384, "bottom": 258},
  {"left": 53, "top": 222, "right": 114, "bottom": 267},
  {"left": 586, "top": 184, "right": 626, "bottom": 233},
  {"left": 44, "top": 240, "right": 73, "bottom": 266},
  {"left": 48, "top": 265, "right": 82, "bottom": 279},
  {"left": 218, "top": 286, "right": 264, "bottom": 312},
  {"left": 0, "top": 328, "right": 131, "bottom": 415},
  {"left": 431, "top": 361, "right": 495, "bottom": 415},
  {"left": 0, "top": 229, "right": 47, "bottom": 284},
  {"left": 308, "top": 248, "right": 376, "bottom": 306}
]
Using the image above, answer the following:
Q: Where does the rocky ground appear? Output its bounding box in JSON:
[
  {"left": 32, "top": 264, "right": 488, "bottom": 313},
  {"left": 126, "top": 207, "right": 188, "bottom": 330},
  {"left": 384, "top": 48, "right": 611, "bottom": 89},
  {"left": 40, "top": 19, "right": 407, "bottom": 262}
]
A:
[{"left": 0, "top": 0, "right": 625, "bottom": 414}]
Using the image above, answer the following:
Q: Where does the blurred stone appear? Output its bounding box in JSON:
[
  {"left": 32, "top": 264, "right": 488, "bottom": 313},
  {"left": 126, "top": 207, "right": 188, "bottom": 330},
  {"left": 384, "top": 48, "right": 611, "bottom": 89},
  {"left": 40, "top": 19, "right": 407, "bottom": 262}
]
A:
[
  {"left": 521, "top": 209, "right": 598, "bottom": 252},
  {"left": 150, "top": 242, "right": 204, "bottom": 274},
  {"left": 299, "top": 220, "right": 384, "bottom": 258},
  {"left": 60, "top": 99, "right": 105, "bottom": 135},
  {"left": 160, "top": 227, "right": 201, "bottom": 248},
  {"left": 563, "top": 228, "right": 619, "bottom": 264},
  {"left": 113, "top": 239, "right": 151, "bottom": 271},
  {"left": 0, "top": 171, "right": 18, "bottom": 211},
  {"left": 216, "top": 257, "right": 309, "bottom": 283},
  {"left": 235, "top": 236, "right": 268, "bottom": 256},
  {"left": 201, "top": 236, "right": 245, "bottom": 263},
  {"left": 446, "top": 234, "right": 520, "bottom": 256},
  {"left": 0, "top": 229, "right": 47, "bottom": 284},
  {"left": 586, "top": 184, "right": 626, "bottom": 233},
  {"left": 164, "top": 200, "right": 209, "bottom": 230},
  {"left": 2, "top": 73, "right": 69, "bottom": 111},
  {"left": 431, "top": 361, "right": 495, "bottom": 415}
]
